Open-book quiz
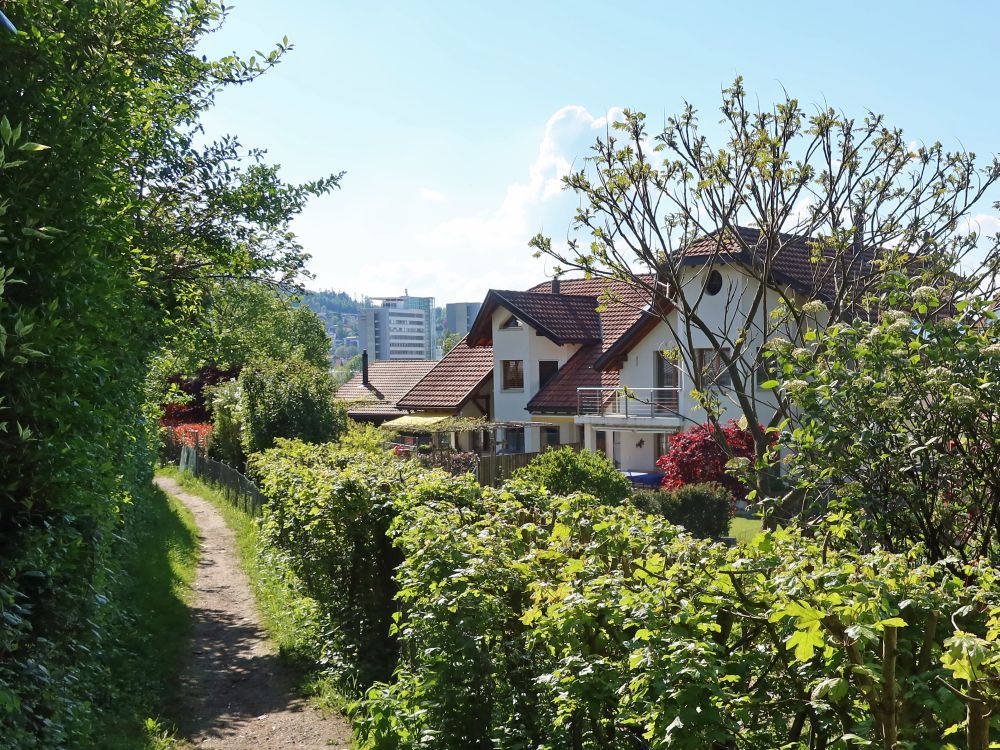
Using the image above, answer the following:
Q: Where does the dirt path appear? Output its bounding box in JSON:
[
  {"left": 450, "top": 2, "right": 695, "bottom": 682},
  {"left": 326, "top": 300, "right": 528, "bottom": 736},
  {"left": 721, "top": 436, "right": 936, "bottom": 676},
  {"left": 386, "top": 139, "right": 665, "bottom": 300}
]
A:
[{"left": 156, "top": 475, "right": 352, "bottom": 749}]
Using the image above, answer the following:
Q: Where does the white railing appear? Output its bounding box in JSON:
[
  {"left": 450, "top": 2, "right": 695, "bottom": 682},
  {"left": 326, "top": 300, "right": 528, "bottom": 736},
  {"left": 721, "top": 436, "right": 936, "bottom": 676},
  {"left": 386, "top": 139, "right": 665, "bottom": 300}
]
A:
[{"left": 577, "top": 387, "right": 682, "bottom": 418}]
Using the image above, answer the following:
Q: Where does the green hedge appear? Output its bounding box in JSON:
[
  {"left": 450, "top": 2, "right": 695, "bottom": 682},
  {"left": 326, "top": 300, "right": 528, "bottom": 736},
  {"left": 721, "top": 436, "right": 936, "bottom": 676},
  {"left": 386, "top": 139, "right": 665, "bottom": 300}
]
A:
[
  {"left": 631, "top": 482, "right": 732, "bottom": 538},
  {"left": 513, "top": 446, "right": 631, "bottom": 504},
  {"left": 240, "top": 356, "right": 346, "bottom": 454},
  {"left": 249, "top": 439, "right": 1000, "bottom": 748}
]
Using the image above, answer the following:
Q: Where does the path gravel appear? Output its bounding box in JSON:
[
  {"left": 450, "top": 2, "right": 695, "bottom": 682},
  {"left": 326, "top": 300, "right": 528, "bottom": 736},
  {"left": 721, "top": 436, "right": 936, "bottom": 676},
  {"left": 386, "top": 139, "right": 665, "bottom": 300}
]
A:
[{"left": 156, "top": 475, "right": 352, "bottom": 749}]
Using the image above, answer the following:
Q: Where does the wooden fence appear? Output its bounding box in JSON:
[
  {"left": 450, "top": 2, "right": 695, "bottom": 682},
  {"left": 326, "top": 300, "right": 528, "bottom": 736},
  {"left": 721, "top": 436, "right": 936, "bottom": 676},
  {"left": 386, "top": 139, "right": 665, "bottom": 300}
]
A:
[{"left": 477, "top": 451, "right": 538, "bottom": 487}]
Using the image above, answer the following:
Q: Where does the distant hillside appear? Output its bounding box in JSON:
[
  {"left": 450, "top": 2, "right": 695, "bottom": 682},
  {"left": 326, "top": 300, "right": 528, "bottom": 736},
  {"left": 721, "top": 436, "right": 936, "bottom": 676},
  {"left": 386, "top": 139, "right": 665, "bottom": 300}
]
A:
[
  {"left": 302, "top": 290, "right": 362, "bottom": 344},
  {"left": 304, "top": 289, "right": 360, "bottom": 317}
]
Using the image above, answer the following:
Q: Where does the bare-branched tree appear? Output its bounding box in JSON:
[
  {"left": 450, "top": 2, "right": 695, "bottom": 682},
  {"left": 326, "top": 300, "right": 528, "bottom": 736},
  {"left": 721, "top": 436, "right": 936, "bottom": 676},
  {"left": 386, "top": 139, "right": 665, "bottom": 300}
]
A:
[{"left": 530, "top": 77, "right": 1000, "bottom": 501}]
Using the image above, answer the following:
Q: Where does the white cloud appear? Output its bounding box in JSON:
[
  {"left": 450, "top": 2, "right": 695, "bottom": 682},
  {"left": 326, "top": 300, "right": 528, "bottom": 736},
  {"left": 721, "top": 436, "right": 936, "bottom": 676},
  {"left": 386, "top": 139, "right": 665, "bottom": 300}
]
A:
[
  {"left": 299, "top": 105, "right": 627, "bottom": 303},
  {"left": 427, "top": 105, "right": 625, "bottom": 253},
  {"left": 962, "top": 213, "right": 1000, "bottom": 238},
  {"left": 418, "top": 187, "right": 447, "bottom": 203}
]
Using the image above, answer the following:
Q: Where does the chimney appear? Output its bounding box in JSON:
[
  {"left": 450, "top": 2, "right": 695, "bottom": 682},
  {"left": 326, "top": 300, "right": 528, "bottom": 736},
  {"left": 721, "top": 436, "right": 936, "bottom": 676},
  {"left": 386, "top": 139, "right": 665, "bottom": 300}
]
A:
[
  {"left": 551, "top": 274, "right": 561, "bottom": 294},
  {"left": 362, "top": 350, "right": 370, "bottom": 387}
]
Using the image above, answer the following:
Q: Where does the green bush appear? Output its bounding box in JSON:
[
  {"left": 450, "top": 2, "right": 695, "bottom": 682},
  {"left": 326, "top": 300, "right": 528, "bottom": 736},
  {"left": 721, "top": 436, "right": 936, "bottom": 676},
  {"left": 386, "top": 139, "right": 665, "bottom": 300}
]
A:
[
  {"left": 512, "top": 446, "right": 631, "bottom": 504},
  {"left": 240, "top": 355, "right": 346, "bottom": 454},
  {"left": 632, "top": 482, "right": 732, "bottom": 538},
  {"left": 206, "top": 379, "right": 245, "bottom": 468},
  {"left": 249, "top": 438, "right": 479, "bottom": 686},
  {"left": 243, "top": 436, "right": 1000, "bottom": 748},
  {"left": 357, "top": 489, "right": 1000, "bottom": 749}
]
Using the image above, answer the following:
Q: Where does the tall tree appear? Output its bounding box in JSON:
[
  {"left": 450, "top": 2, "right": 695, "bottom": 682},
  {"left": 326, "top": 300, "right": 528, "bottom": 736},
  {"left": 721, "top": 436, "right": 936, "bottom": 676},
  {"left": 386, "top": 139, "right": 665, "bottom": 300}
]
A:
[{"left": 0, "top": 2, "right": 337, "bottom": 744}]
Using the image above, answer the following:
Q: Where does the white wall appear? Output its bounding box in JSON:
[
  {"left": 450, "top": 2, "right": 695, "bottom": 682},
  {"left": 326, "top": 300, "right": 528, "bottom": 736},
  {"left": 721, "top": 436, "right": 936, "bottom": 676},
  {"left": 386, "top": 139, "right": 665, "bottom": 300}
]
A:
[
  {"left": 616, "top": 264, "right": 803, "bottom": 429},
  {"left": 490, "top": 305, "right": 579, "bottom": 452}
]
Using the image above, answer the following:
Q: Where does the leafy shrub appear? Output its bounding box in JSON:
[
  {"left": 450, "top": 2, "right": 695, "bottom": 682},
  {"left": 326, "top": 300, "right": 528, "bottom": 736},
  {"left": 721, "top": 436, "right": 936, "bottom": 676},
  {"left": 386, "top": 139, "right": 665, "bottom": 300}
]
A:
[
  {"left": 338, "top": 420, "right": 393, "bottom": 455},
  {"left": 512, "top": 446, "right": 631, "bottom": 504},
  {"left": 249, "top": 438, "right": 479, "bottom": 685},
  {"left": 776, "top": 286, "right": 1000, "bottom": 563},
  {"left": 246, "top": 434, "right": 1000, "bottom": 748},
  {"left": 240, "top": 355, "right": 345, "bottom": 454},
  {"left": 358, "top": 489, "right": 1000, "bottom": 750},
  {"left": 631, "top": 482, "right": 733, "bottom": 537},
  {"left": 206, "top": 380, "right": 245, "bottom": 468},
  {"left": 656, "top": 420, "right": 762, "bottom": 504}
]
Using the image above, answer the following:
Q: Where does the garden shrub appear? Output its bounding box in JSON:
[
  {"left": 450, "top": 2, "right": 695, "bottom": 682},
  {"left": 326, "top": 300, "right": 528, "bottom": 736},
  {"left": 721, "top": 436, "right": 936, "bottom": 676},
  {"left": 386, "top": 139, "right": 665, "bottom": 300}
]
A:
[
  {"left": 775, "top": 283, "right": 1000, "bottom": 563},
  {"left": 244, "top": 434, "right": 1000, "bottom": 748},
  {"left": 206, "top": 379, "right": 245, "bottom": 468},
  {"left": 655, "top": 420, "right": 761, "bottom": 504},
  {"left": 512, "top": 445, "right": 631, "bottom": 504},
  {"left": 249, "top": 438, "right": 480, "bottom": 685},
  {"left": 357, "top": 490, "right": 1000, "bottom": 749},
  {"left": 630, "top": 482, "right": 733, "bottom": 538},
  {"left": 240, "top": 355, "right": 346, "bottom": 454}
]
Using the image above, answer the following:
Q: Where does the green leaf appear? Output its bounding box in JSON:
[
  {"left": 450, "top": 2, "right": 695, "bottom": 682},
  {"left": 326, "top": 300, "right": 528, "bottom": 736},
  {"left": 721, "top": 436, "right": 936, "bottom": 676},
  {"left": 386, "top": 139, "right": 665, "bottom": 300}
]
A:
[{"left": 760, "top": 379, "right": 779, "bottom": 389}]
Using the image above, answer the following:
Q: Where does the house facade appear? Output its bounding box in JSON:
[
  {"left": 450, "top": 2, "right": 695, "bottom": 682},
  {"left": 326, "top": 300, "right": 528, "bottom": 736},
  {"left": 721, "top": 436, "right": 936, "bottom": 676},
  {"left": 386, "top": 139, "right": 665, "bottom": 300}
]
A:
[{"left": 395, "top": 228, "right": 845, "bottom": 475}]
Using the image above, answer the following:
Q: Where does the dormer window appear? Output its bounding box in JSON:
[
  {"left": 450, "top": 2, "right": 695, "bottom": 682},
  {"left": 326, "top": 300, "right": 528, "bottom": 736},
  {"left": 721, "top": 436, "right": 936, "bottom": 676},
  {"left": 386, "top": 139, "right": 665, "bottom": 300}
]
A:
[{"left": 500, "top": 315, "right": 523, "bottom": 329}]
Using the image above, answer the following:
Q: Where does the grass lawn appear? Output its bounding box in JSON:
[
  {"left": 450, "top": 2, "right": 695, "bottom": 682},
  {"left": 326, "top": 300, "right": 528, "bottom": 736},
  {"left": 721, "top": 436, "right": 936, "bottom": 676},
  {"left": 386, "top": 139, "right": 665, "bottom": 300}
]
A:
[
  {"left": 103, "top": 479, "right": 199, "bottom": 749},
  {"left": 730, "top": 515, "right": 763, "bottom": 543}
]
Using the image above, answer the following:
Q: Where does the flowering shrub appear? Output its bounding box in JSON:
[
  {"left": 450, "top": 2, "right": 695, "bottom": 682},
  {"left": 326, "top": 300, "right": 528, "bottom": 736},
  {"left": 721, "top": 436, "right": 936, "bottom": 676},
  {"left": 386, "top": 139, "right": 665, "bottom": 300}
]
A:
[
  {"left": 655, "top": 420, "right": 762, "bottom": 505},
  {"left": 777, "top": 283, "right": 1000, "bottom": 563}
]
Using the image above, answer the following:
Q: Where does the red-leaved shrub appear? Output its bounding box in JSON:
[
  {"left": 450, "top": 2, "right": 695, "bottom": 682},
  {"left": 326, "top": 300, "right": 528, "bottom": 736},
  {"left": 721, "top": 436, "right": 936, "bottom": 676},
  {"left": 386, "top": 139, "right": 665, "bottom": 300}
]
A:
[{"left": 655, "top": 420, "right": 762, "bottom": 504}]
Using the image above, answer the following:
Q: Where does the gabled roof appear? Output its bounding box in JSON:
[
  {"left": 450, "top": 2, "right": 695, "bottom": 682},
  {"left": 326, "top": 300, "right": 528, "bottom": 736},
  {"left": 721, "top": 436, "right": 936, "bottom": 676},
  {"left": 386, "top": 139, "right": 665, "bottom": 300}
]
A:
[
  {"left": 682, "top": 226, "right": 881, "bottom": 302},
  {"left": 592, "top": 311, "right": 661, "bottom": 372},
  {"left": 396, "top": 337, "right": 493, "bottom": 412},
  {"left": 526, "top": 344, "right": 620, "bottom": 414},
  {"left": 336, "top": 360, "right": 437, "bottom": 419},
  {"left": 525, "top": 278, "right": 652, "bottom": 414},
  {"left": 467, "top": 289, "right": 602, "bottom": 347}
]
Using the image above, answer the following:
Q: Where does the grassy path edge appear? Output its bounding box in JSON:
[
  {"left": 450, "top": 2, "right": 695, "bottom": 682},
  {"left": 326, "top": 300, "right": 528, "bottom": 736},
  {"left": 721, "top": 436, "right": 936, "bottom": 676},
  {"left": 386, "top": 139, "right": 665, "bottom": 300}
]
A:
[{"left": 155, "top": 468, "right": 355, "bottom": 729}]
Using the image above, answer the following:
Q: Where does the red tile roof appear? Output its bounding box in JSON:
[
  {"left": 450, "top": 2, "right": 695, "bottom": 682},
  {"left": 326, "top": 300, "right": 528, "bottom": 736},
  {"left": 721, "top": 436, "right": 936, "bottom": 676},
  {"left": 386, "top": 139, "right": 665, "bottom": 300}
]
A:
[
  {"left": 336, "top": 360, "right": 437, "bottom": 419},
  {"left": 395, "top": 337, "right": 493, "bottom": 411},
  {"left": 525, "top": 278, "right": 652, "bottom": 414},
  {"left": 467, "top": 289, "right": 602, "bottom": 346},
  {"left": 682, "top": 226, "right": 881, "bottom": 302}
]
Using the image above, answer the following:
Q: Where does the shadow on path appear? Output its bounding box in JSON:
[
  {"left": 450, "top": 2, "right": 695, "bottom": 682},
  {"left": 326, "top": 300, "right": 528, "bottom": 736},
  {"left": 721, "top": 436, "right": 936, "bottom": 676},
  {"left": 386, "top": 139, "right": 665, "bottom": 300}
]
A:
[{"left": 156, "top": 475, "right": 351, "bottom": 750}]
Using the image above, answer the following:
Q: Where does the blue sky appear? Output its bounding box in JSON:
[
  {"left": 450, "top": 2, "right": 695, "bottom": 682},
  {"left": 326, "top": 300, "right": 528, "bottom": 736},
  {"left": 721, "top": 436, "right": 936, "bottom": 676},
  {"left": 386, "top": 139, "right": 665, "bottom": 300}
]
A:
[{"left": 198, "top": 1, "right": 1000, "bottom": 304}]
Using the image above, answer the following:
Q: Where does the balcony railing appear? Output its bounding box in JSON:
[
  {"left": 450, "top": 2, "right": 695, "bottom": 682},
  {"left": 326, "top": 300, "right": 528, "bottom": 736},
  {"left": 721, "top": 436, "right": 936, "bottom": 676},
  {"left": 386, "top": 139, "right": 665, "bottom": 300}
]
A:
[{"left": 577, "top": 387, "right": 682, "bottom": 418}]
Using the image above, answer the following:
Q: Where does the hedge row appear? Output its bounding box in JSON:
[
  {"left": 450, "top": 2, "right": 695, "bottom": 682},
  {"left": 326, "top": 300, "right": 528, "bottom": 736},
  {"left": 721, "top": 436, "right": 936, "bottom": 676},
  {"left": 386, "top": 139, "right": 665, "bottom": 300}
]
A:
[{"left": 251, "top": 439, "right": 1000, "bottom": 749}]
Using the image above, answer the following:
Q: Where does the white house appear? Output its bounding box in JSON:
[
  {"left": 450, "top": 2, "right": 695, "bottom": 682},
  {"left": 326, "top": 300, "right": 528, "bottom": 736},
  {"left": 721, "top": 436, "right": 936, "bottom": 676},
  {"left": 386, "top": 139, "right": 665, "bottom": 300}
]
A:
[{"left": 397, "top": 227, "right": 852, "bottom": 475}]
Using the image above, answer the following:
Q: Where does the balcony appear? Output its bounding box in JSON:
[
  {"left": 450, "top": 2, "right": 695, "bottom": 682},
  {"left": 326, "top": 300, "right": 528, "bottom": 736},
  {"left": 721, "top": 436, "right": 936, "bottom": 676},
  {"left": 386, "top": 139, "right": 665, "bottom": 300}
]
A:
[{"left": 576, "top": 387, "right": 683, "bottom": 427}]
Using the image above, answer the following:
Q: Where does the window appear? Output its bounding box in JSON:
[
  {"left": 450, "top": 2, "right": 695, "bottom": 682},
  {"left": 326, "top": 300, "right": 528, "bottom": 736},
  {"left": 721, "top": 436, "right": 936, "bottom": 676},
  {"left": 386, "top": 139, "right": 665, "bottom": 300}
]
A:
[
  {"left": 696, "top": 347, "right": 733, "bottom": 387},
  {"left": 502, "top": 359, "right": 524, "bottom": 390},
  {"left": 705, "top": 269, "right": 723, "bottom": 295},
  {"left": 500, "top": 315, "right": 522, "bottom": 329},
  {"left": 596, "top": 430, "right": 607, "bottom": 454},
  {"left": 538, "top": 360, "right": 559, "bottom": 389},
  {"left": 654, "top": 352, "right": 680, "bottom": 413},
  {"left": 655, "top": 432, "right": 672, "bottom": 460},
  {"left": 543, "top": 427, "right": 560, "bottom": 449},
  {"left": 504, "top": 427, "right": 525, "bottom": 453}
]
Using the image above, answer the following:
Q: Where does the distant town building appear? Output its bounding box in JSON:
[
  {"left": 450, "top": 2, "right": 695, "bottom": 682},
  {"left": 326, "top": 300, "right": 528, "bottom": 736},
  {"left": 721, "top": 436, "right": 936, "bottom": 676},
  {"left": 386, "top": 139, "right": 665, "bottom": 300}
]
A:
[
  {"left": 445, "top": 302, "right": 482, "bottom": 337},
  {"left": 359, "top": 293, "right": 435, "bottom": 360}
]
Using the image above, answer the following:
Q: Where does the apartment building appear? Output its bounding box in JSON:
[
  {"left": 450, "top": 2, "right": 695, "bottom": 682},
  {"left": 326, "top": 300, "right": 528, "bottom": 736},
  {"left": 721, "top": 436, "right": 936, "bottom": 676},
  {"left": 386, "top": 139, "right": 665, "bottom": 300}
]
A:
[{"left": 359, "top": 294, "right": 435, "bottom": 360}]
